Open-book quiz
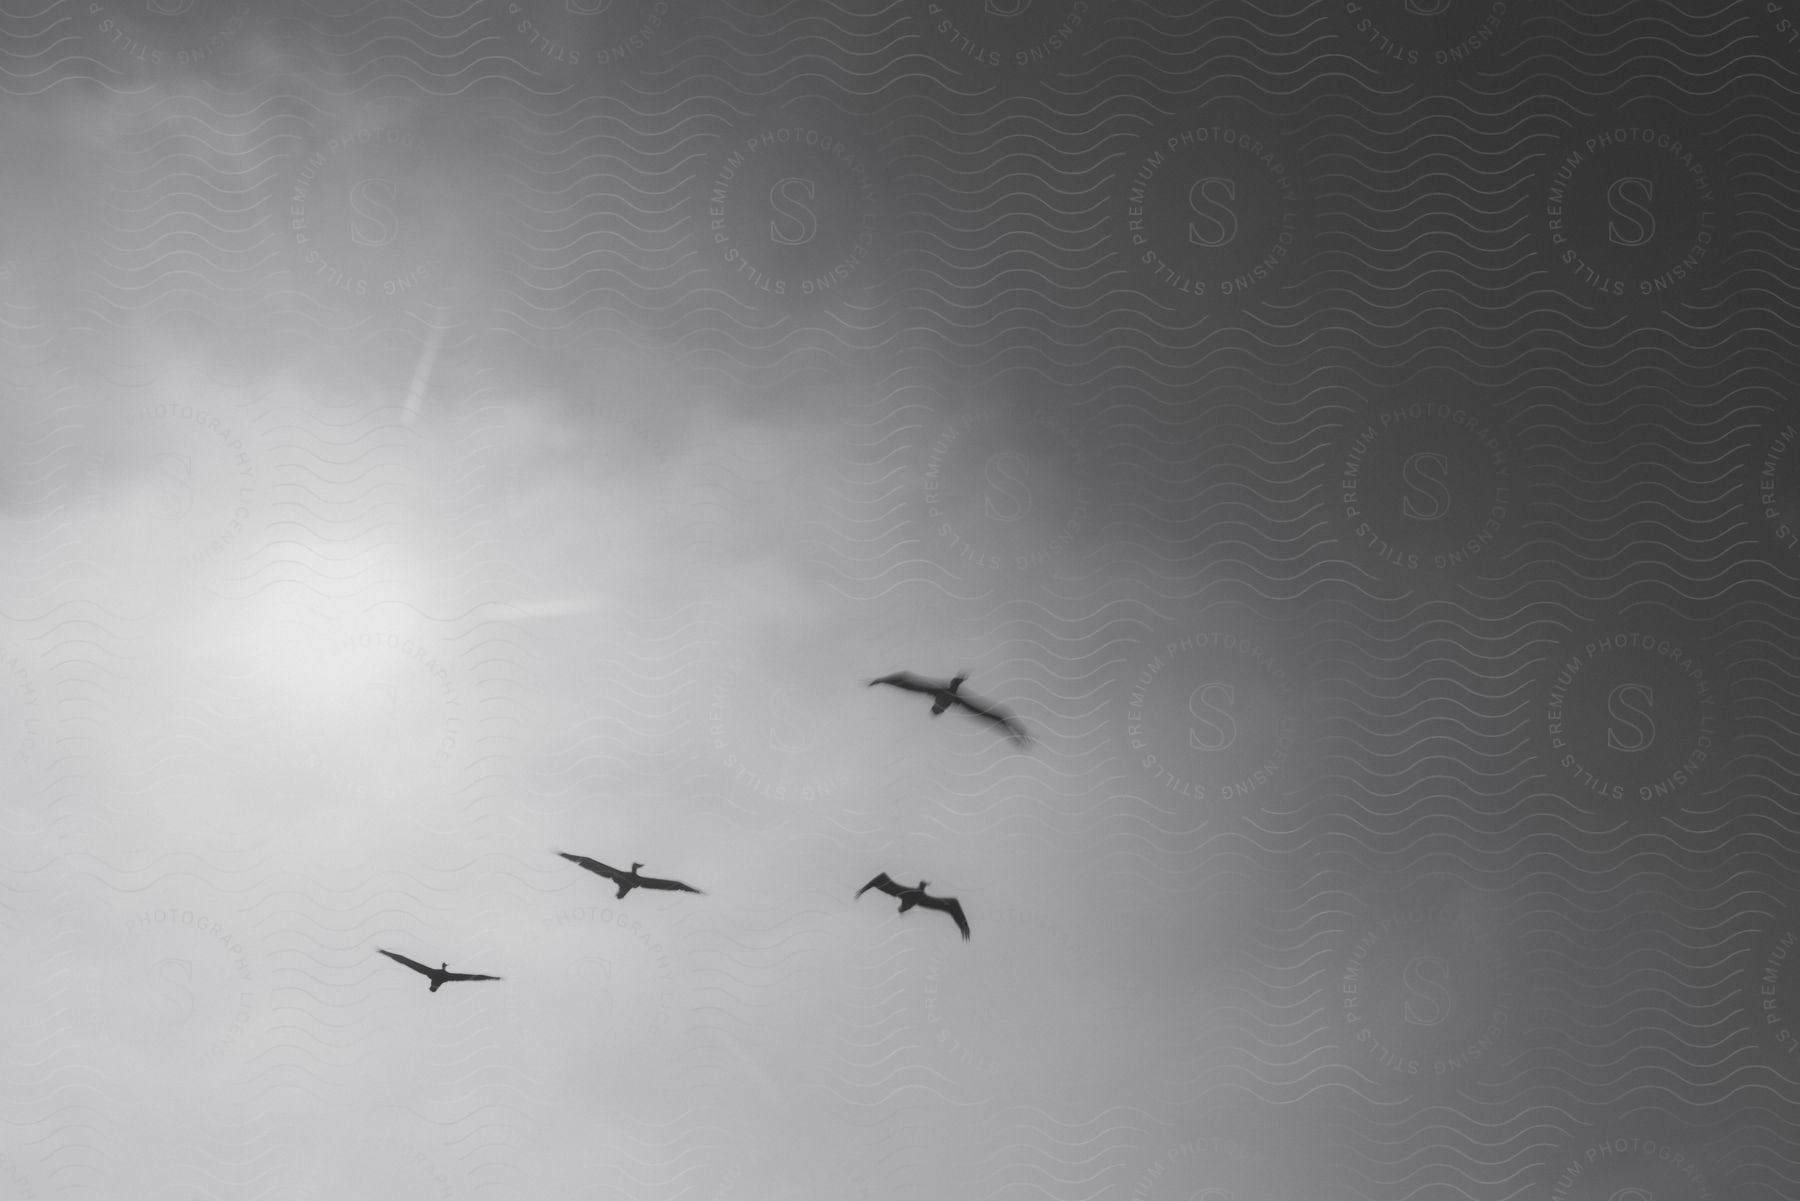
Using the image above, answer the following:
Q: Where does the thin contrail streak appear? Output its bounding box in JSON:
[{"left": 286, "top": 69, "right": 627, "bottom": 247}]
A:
[{"left": 400, "top": 308, "right": 448, "bottom": 426}]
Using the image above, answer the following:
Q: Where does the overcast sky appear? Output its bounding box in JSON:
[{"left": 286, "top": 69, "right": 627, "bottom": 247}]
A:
[{"left": 2, "top": 2, "right": 1799, "bottom": 1200}]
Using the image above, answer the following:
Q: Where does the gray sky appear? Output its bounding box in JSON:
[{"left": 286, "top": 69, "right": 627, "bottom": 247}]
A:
[{"left": 2, "top": 2, "right": 1797, "bottom": 1200}]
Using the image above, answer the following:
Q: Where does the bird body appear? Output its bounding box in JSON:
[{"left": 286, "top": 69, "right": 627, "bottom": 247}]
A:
[
  {"left": 559, "top": 852, "right": 702, "bottom": 899},
  {"left": 377, "top": 949, "right": 501, "bottom": 992},
  {"left": 856, "top": 872, "right": 971, "bottom": 940},
  {"left": 867, "top": 671, "right": 1029, "bottom": 747}
]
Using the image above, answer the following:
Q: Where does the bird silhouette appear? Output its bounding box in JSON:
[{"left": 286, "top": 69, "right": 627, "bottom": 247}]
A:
[
  {"left": 558, "top": 853, "right": 703, "bottom": 899},
  {"left": 377, "top": 949, "right": 502, "bottom": 992},
  {"left": 856, "top": 872, "right": 971, "bottom": 940},
  {"left": 867, "top": 670, "right": 1029, "bottom": 747}
]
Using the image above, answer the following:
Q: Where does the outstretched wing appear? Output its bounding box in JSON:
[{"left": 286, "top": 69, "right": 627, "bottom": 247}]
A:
[
  {"left": 919, "top": 894, "right": 971, "bottom": 940},
  {"left": 639, "top": 873, "right": 703, "bottom": 894},
  {"left": 443, "top": 971, "right": 502, "bottom": 983},
  {"left": 856, "top": 872, "right": 902, "bottom": 899},
  {"left": 868, "top": 672, "right": 937, "bottom": 695},
  {"left": 378, "top": 948, "right": 433, "bottom": 977},
  {"left": 949, "top": 694, "right": 1031, "bottom": 746},
  {"left": 558, "top": 852, "right": 624, "bottom": 883}
]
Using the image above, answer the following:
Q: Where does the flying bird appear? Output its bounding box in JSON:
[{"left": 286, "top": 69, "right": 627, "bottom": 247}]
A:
[
  {"left": 377, "top": 949, "right": 502, "bottom": 992},
  {"left": 867, "top": 670, "right": 1029, "bottom": 747},
  {"left": 558, "top": 853, "right": 703, "bottom": 899},
  {"left": 855, "top": 872, "right": 971, "bottom": 940}
]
